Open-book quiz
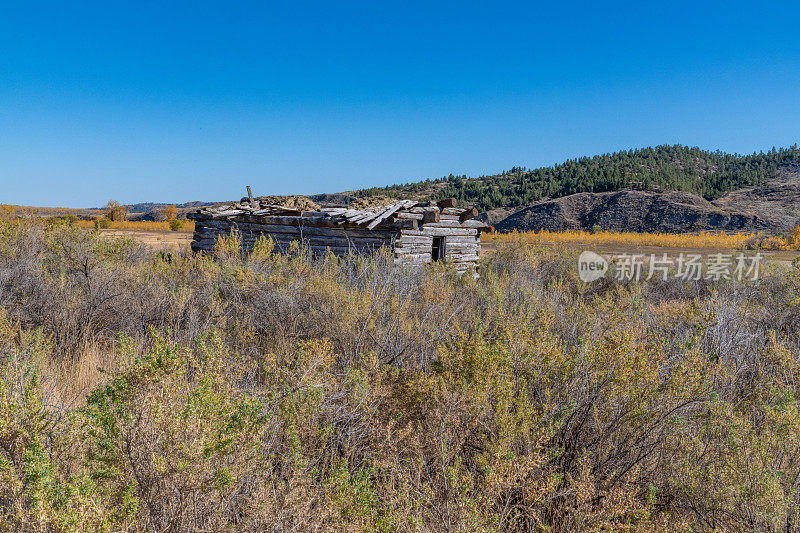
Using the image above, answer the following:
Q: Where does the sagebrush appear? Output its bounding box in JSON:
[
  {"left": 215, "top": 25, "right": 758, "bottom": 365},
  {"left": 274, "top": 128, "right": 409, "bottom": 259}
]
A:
[{"left": 1, "top": 223, "right": 800, "bottom": 531}]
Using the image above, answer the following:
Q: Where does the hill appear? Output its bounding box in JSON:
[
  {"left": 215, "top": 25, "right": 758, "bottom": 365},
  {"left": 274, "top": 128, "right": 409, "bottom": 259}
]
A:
[
  {"left": 493, "top": 190, "right": 770, "bottom": 233},
  {"left": 354, "top": 144, "right": 800, "bottom": 212},
  {"left": 489, "top": 162, "right": 800, "bottom": 233},
  {"left": 125, "top": 201, "right": 214, "bottom": 214}
]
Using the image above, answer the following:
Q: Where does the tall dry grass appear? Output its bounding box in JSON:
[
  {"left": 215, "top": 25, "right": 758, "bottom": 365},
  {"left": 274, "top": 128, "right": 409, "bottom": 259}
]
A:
[{"left": 1, "top": 223, "right": 800, "bottom": 530}]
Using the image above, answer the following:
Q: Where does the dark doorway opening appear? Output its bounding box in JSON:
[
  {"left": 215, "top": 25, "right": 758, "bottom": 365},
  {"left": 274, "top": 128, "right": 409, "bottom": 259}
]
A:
[{"left": 432, "top": 236, "right": 446, "bottom": 261}]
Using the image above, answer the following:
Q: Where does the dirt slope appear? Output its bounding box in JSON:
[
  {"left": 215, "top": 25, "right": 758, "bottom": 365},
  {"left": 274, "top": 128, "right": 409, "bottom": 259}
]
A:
[
  {"left": 494, "top": 190, "right": 770, "bottom": 233},
  {"left": 712, "top": 166, "right": 800, "bottom": 232}
]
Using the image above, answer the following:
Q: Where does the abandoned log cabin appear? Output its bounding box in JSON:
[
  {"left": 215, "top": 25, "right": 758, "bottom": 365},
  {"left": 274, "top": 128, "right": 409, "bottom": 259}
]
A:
[{"left": 187, "top": 197, "right": 489, "bottom": 272}]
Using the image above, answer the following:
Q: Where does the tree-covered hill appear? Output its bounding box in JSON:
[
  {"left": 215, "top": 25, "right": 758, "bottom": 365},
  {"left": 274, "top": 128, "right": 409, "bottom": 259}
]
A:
[{"left": 355, "top": 144, "right": 800, "bottom": 211}]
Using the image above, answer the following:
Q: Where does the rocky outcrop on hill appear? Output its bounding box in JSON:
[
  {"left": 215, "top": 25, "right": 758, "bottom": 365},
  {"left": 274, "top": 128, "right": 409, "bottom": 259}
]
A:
[
  {"left": 494, "top": 190, "right": 772, "bottom": 233},
  {"left": 712, "top": 167, "right": 800, "bottom": 232},
  {"left": 478, "top": 206, "right": 526, "bottom": 227},
  {"left": 309, "top": 193, "right": 357, "bottom": 206}
]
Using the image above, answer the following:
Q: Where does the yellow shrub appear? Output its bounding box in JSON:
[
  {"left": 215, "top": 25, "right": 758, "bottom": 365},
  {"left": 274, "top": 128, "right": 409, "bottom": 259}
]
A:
[
  {"left": 786, "top": 226, "right": 800, "bottom": 250},
  {"left": 104, "top": 200, "right": 127, "bottom": 222},
  {"left": 485, "top": 229, "right": 762, "bottom": 249},
  {"left": 163, "top": 204, "right": 178, "bottom": 221},
  {"left": 78, "top": 219, "right": 195, "bottom": 232}
]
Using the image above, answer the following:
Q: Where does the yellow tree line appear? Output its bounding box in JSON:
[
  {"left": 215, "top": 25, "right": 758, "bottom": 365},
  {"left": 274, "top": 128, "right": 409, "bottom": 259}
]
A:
[
  {"left": 483, "top": 228, "right": 800, "bottom": 250},
  {"left": 76, "top": 220, "right": 196, "bottom": 232}
]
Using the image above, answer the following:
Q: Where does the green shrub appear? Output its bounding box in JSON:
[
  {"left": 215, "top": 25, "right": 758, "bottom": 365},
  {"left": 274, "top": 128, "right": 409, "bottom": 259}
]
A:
[
  {"left": 79, "top": 331, "right": 266, "bottom": 531},
  {"left": 0, "top": 341, "right": 117, "bottom": 531},
  {"left": 45, "top": 214, "right": 79, "bottom": 229},
  {"left": 93, "top": 216, "right": 112, "bottom": 229},
  {"left": 168, "top": 218, "right": 185, "bottom": 231}
]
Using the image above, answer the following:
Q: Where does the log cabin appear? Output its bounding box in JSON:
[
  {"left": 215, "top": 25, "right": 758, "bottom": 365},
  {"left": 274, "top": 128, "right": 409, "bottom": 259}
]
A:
[{"left": 187, "top": 197, "right": 489, "bottom": 274}]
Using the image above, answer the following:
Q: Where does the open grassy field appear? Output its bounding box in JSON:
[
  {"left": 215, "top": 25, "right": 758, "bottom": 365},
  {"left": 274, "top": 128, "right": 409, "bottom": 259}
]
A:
[
  {"left": 96, "top": 227, "right": 194, "bottom": 247},
  {"left": 3, "top": 221, "right": 800, "bottom": 530},
  {"left": 76, "top": 219, "right": 195, "bottom": 233},
  {"left": 102, "top": 224, "right": 800, "bottom": 267}
]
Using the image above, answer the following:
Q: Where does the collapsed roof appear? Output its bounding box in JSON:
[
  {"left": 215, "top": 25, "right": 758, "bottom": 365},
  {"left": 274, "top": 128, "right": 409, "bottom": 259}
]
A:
[{"left": 189, "top": 198, "right": 488, "bottom": 232}]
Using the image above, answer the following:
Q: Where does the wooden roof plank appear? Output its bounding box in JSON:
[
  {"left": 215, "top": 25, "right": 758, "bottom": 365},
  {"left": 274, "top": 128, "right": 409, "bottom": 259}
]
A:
[{"left": 367, "top": 202, "right": 405, "bottom": 230}]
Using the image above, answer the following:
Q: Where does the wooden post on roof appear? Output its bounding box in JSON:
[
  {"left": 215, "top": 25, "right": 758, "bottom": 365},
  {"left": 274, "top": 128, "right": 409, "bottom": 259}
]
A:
[
  {"left": 422, "top": 207, "right": 440, "bottom": 223},
  {"left": 459, "top": 207, "right": 478, "bottom": 222}
]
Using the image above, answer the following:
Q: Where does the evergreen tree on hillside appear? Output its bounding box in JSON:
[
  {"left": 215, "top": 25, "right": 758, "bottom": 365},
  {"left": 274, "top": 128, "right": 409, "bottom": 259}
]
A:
[{"left": 355, "top": 145, "right": 800, "bottom": 211}]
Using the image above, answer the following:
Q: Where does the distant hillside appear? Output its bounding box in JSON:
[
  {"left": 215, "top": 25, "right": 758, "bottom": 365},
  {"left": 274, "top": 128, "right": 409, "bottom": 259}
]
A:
[
  {"left": 122, "top": 201, "right": 214, "bottom": 214},
  {"left": 354, "top": 144, "right": 800, "bottom": 212},
  {"left": 0, "top": 205, "right": 101, "bottom": 220}
]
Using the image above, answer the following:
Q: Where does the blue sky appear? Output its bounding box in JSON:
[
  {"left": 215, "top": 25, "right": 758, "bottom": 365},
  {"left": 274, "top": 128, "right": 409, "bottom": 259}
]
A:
[{"left": 1, "top": 1, "right": 799, "bottom": 207}]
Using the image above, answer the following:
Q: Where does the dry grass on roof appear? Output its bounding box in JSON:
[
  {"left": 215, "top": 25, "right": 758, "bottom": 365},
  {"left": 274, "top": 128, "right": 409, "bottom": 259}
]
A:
[
  {"left": 253, "top": 195, "right": 321, "bottom": 211},
  {"left": 349, "top": 196, "right": 399, "bottom": 209}
]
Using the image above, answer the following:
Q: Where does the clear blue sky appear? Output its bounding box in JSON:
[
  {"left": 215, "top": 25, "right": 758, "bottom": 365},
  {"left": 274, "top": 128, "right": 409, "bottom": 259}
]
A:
[{"left": 1, "top": 1, "right": 799, "bottom": 207}]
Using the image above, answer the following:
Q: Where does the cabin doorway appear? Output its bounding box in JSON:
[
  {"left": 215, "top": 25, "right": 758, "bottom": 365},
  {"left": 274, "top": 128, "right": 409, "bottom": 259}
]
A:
[{"left": 431, "top": 236, "right": 446, "bottom": 261}]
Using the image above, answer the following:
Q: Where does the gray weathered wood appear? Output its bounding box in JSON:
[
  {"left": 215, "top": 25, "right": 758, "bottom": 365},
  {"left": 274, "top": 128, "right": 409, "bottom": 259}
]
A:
[
  {"left": 402, "top": 229, "right": 471, "bottom": 237},
  {"left": 395, "top": 212, "right": 423, "bottom": 220},
  {"left": 353, "top": 211, "right": 381, "bottom": 224},
  {"left": 366, "top": 202, "right": 405, "bottom": 230},
  {"left": 196, "top": 219, "right": 399, "bottom": 238},
  {"left": 462, "top": 219, "right": 491, "bottom": 230},
  {"left": 418, "top": 220, "right": 474, "bottom": 229},
  {"left": 222, "top": 214, "right": 370, "bottom": 229},
  {"left": 446, "top": 254, "right": 480, "bottom": 262},
  {"left": 459, "top": 207, "right": 478, "bottom": 222},
  {"left": 198, "top": 232, "right": 395, "bottom": 249},
  {"left": 394, "top": 245, "right": 432, "bottom": 254},
  {"left": 422, "top": 207, "right": 440, "bottom": 223},
  {"left": 396, "top": 237, "right": 433, "bottom": 246},
  {"left": 403, "top": 227, "right": 478, "bottom": 236},
  {"left": 190, "top": 198, "right": 481, "bottom": 267}
]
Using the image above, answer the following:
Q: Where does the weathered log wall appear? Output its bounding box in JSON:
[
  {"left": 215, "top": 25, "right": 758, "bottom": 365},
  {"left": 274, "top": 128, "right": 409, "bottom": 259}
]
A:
[
  {"left": 394, "top": 227, "right": 481, "bottom": 272},
  {"left": 190, "top": 218, "right": 397, "bottom": 256}
]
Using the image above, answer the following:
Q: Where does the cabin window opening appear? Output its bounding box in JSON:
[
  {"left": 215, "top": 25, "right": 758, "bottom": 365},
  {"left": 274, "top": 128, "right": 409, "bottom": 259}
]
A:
[{"left": 432, "top": 236, "right": 446, "bottom": 261}]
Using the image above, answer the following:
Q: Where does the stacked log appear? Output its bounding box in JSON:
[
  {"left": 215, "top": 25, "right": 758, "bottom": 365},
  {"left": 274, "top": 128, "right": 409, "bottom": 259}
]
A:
[{"left": 190, "top": 219, "right": 398, "bottom": 255}]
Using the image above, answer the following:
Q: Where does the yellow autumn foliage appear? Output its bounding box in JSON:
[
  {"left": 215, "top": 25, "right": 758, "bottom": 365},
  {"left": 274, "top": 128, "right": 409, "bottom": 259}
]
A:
[
  {"left": 484, "top": 228, "right": 800, "bottom": 250},
  {"left": 77, "top": 219, "right": 195, "bottom": 232}
]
